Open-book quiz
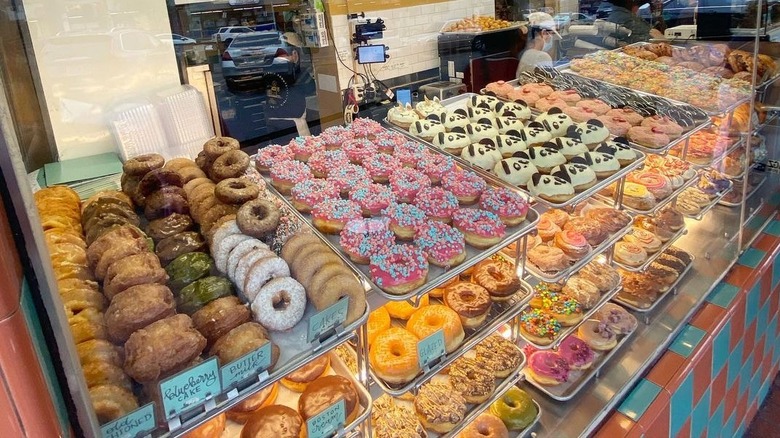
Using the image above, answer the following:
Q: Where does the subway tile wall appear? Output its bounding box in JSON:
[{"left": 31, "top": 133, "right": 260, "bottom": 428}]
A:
[{"left": 330, "top": 0, "right": 495, "bottom": 89}]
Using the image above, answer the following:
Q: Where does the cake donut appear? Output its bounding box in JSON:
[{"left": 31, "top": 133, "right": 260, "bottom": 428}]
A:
[
  {"left": 461, "top": 142, "right": 502, "bottom": 171},
  {"left": 413, "top": 187, "right": 459, "bottom": 223},
  {"left": 370, "top": 244, "right": 429, "bottom": 294},
  {"left": 641, "top": 115, "right": 684, "bottom": 138},
  {"left": 549, "top": 89, "right": 582, "bottom": 103},
  {"left": 564, "top": 105, "right": 600, "bottom": 123},
  {"left": 595, "top": 303, "right": 638, "bottom": 335},
  {"left": 349, "top": 184, "right": 397, "bottom": 217},
  {"left": 432, "top": 132, "right": 471, "bottom": 155},
  {"left": 520, "top": 82, "right": 554, "bottom": 97},
  {"left": 508, "top": 87, "right": 541, "bottom": 105},
  {"left": 606, "top": 107, "right": 645, "bottom": 125},
  {"left": 596, "top": 115, "right": 633, "bottom": 137},
  {"left": 484, "top": 81, "right": 514, "bottom": 98},
  {"left": 250, "top": 277, "right": 306, "bottom": 331},
  {"left": 452, "top": 208, "right": 506, "bottom": 249},
  {"left": 443, "top": 282, "right": 492, "bottom": 329},
  {"left": 577, "top": 319, "right": 617, "bottom": 351},
  {"left": 535, "top": 97, "right": 569, "bottom": 112}
]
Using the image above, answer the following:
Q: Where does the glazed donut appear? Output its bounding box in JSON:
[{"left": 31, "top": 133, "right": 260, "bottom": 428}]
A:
[
  {"left": 415, "top": 382, "right": 467, "bottom": 434},
  {"left": 103, "top": 252, "right": 168, "bottom": 300},
  {"left": 460, "top": 413, "right": 510, "bottom": 438},
  {"left": 367, "top": 306, "right": 391, "bottom": 345},
  {"left": 143, "top": 186, "right": 189, "bottom": 220},
  {"left": 192, "top": 296, "right": 251, "bottom": 347},
  {"left": 563, "top": 217, "right": 608, "bottom": 246},
  {"left": 184, "top": 177, "right": 213, "bottom": 197},
  {"left": 614, "top": 242, "right": 648, "bottom": 267},
  {"left": 120, "top": 174, "right": 144, "bottom": 207},
  {"left": 123, "top": 153, "right": 164, "bottom": 177},
  {"left": 226, "top": 383, "right": 279, "bottom": 424},
  {"left": 144, "top": 213, "right": 193, "bottom": 243},
  {"left": 62, "top": 287, "right": 106, "bottom": 316},
  {"left": 89, "top": 384, "right": 139, "bottom": 423},
  {"left": 369, "top": 327, "right": 420, "bottom": 384},
  {"left": 212, "top": 150, "right": 250, "bottom": 181},
  {"left": 204, "top": 136, "right": 240, "bottom": 161},
  {"left": 577, "top": 319, "right": 617, "bottom": 351},
  {"left": 237, "top": 199, "right": 280, "bottom": 238},
  {"left": 243, "top": 256, "right": 291, "bottom": 302},
  {"left": 630, "top": 172, "right": 672, "bottom": 200},
  {"left": 584, "top": 207, "right": 631, "bottom": 234},
  {"left": 443, "top": 283, "right": 492, "bottom": 329},
  {"left": 76, "top": 339, "right": 124, "bottom": 367},
  {"left": 137, "top": 169, "right": 184, "bottom": 198},
  {"left": 163, "top": 157, "right": 197, "bottom": 172},
  {"left": 187, "top": 413, "right": 226, "bottom": 438},
  {"left": 298, "top": 375, "right": 359, "bottom": 424},
  {"left": 554, "top": 230, "right": 591, "bottom": 260},
  {"left": 526, "top": 350, "right": 570, "bottom": 387},
  {"left": 385, "top": 294, "right": 429, "bottom": 320},
  {"left": 562, "top": 277, "right": 601, "bottom": 309},
  {"left": 475, "top": 335, "right": 523, "bottom": 378},
  {"left": 250, "top": 277, "right": 306, "bottom": 331},
  {"left": 449, "top": 356, "right": 496, "bottom": 403},
  {"left": 241, "top": 405, "right": 305, "bottom": 438},
  {"left": 471, "top": 259, "right": 520, "bottom": 301},
  {"left": 155, "top": 231, "right": 207, "bottom": 266},
  {"left": 558, "top": 335, "right": 595, "bottom": 370},
  {"left": 406, "top": 305, "right": 464, "bottom": 353},
  {"left": 82, "top": 361, "right": 132, "bottom": 391},
  {"left": 69, "top": 308, "right": 107, "bottom": 344},
  {"left": 215, "top": 178, "right": 260, "bottom": 205},
  {"left": 281, "top": 355, "right": 330, "bottom": 392}
]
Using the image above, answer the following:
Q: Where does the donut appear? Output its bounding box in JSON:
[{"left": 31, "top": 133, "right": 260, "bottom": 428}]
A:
[
  {"left": 595, "top": 303, "right": 638, "bottom": 335},
  {"left": 311, "top": 199, "right": 362, "bottom": 235},
  {"left": 369, "top": 327, "right": 420, "bottom": 384},
  {"left": 203, "top": 136, "right": 240, "bottom": 160},
  {"left": 212, "top": 150, "right": 250, "bottom": 181},
  {"left": 629, "top": 171, "right": 672, "bottom": 200},
  {"left": 577, "top": 319, "right": 617, "bottom": 351},
  {"left": 310, "top": 271, "right": 367, "bottom": 326},
  {"left": 413, "top": 187, "right": 458, "bottom": 223},
  {"left": 462, "top": 412, "right": 510, "bottom": 438},
  {"left": 327, "top": 163, "right": 371, "bottom": 196},
  {"left": 299, "top": 375, "right": 359, "bottom": 424},
  {"left": 226, "top": 383, "right": 279, "bottom": 424},
  {"left": 370, "top": 244, "right": 429, "bottom": 294},
  {"left": 385, "top": 294, "right": 429, "bottom": 320},
  {"left": 475, "top": 335, "right": 523, "bottom": 378},
  {"left": 443, "top": 282, "right": 491, "bottom": 329},
  {"left": 363, "top": 153, "right": 402, "bottom": 184},
  {"left": 177, "top": 166, "right": 208, "bottom": 184},
  {"left": 339, "top": 218, "right": 395, "bottom": 265},
  {"left": 413, "top": 221, "right": 466, "bottom": 268},
  {"left": 233, "top": 250, "right": 275, "bottom": 294},
  {"left": 562, "top": 277, "right": 601, "bottom": 309},
  {"left": 201, "top": 203, "right": 240, "bottom": 234},
  {"left": 452, "top": 208, "right": 506, "bottom": 249},
  {"left": 627, "top": 125, "right": 671, "bottom": 149},
  {"left": 528, "top": 172, "right": 575, "bottom": 203},
  {"left": 367, "top": 306, "right": 391, "bottom": 345},
  {"left": 343, "top": 138, "right": 378, "bottom": 164},
  {"left": 307, "top": 149, "right": 349, "bottom": 178},
  {"left": 243, "top": 256, "right": 291, "bottom": 302},
  {"left": 449, "top": 356, "right": 496, "bottom": 403},
  {"left": 279, "top": 233, "right": 321, "bottom": 264},
  {"left": 226, "top": 239, "right": 269, "bottom": 280},
  {"left": 349, "top": 184, "right": 397, "bottom": 217},
  {"left": 558, "top": 336, "right": 595, "bottom": 370},
  {"left": 255, "top": 144, "right": 294, "bottom": 173},
  {"left": 562, "top": 216, "right": 607, "bottom": 246},
  {"left": 241, "top": 405, "right": 304, "bottom": 438},
  {"left": 382, "top": 203, "right": 427, "bottom": 240},
  {"left": 624, "top": 227, "right": 663, "bottom": 253},
  {"left": 290, "top": 179, "right": 340, "bottom": 213},
  {"left": 406, "top": 304, "right": 464, "bottom": 353},
  {"left": 123, "top": 153, "right": 164, "bottom": 177},
  {"left": 89, "top": 384, "right": 139, "bottom": 423},
  {"left": 137, "top": 169, "right": 183, "bottom": 197},
  {"left": 489, "top": 387, "right": 537, "bottom": 431},
  {"left": 478, "top": 187, "right": 529, "bottom": 226},
  {"left": 250, "top": 277, "right": 306, "bottom": 331},
  {"left": 471, "top": 258, "right": 520, "bottom": 301},
  {"left": 526, "top": 350, "right": 570, "bottom": 385},
  {"left": 614, "top": 241, "right": 648, "bottom": 267},
  {"left": 414, "top": 382, "right": 467, "bottom": 433},
  {"left": 215, "top": 178, "right": 260, "bottom": 205},
  {"left": 143, "top": 186, "right": 189, "bottom": 220},
  {"left": 519, "top": 309, "right": 561, "bottom": 346},
  {"left": 237, "top": 199, "right": 280, "bottom": 238},
  {"left": 288, "top": 136, "right": 324, "bottom": 162},
  {"left": 389, "top": 167, "right": 431, "bottom": 204}
]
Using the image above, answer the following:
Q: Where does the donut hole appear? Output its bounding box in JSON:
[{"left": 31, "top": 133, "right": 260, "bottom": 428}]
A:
[
  {"left": 503, "top": 396, "right": 517, "bottom": 408},
  {"left": 425, "top": 315, "right": 443, "bottom": 328},
  {"left": 389, "top": 342, "right": 403, "bottom": 357},
  {"left": 272, "top": 291, "right": 291, "bottom": 311},
  {"left": 477, "top": 425, "right": 491, "bottom": 435},
  {"left": 228, "top": 181, "right": 246, "bottom": 190}
]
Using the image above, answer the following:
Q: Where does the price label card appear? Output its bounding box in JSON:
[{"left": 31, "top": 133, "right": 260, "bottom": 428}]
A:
[
  {"left": 417, "top": 329, "right": 446, "bottom": 369},
  {"left": 100, "top": 403, "right": 156, "bottom": 438},
  {"left": 220, "top": 342, "right": 272, "bottom": 390},
  {"left": 159, "top": 357, "right": 221, "bottom": 420},
  {"left": 307, "top": 297, "right": 348, "bottom": 343},
  {"left": 396, "top": 89, "right": 412, "bottom": 106},
  {"left": 306, "top": 399, "right": 346, "bottom": 438},
  {"left": 766, "top": 159, "right": 780, "bottom": 174}
]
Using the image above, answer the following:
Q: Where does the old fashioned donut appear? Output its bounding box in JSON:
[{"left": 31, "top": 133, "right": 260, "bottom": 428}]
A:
[
  {"left": 204, "top": 136, "right": 240, "bottom": 160},
  {"left": 293, "top": 249, "right": 343, "bottom": 286},
  {"left": 163, "top": 157, "right": 197, "bottom": 172},
  {"left": 211, "top": 150, "right": 250, "bottom": 181},
  {"left": 184, "top": 177, "right": 213, "bottom": 197},
  {"left": 89, "top": 384, "right": 139, "bottom": 423},
  {"left": 312, "top": 273, "right": 367, "bottom": 325},
  {"left": 195, "top": 150, "right": 209, "bottom": 170},
  {"left": 143, "top": 186, "right": 189, "bottom": 220},
  {"left": 280, "top": 233, "right": 321, "bottom": 264},
  {"left": 215, "top": 178, "right": 260, "bottom": 205},
  {"left": 244, "top": 256, "right": 291, "bottom": 302},
  {"left": 201, "top": 204, "right": 239, "bottom": 233},
  {"left": 250, "top": 277, "right": 306, "bottom": 331},
  {"left": 123, "top": 153, "right": 164, "bottom": 177},
  {"left": 178, "top": 166, "right": 208, "bottom": 184},
  {"left": 192, "top": 195, "right": 218, "bottom": 224},
  {"left": 189, "top": 182, "right": 216, "bottom": 206},
  {"left": 226, "top": 239, "right": 269, "bottom": 280},
  {"left": 237, "top": 199, "right": 280, "bottom": 238},
  {"left": 232, "top": 249, "right": 275, "bottom": 294},
  {"left": 137, "top": 169, "right": 184, "bottom": 197}
]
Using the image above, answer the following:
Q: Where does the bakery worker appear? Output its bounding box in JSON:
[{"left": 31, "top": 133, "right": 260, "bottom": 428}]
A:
[
  {"left": 516, "top": 12, "right": 562, "bottom": 76},
  {"left": 606, "top": 0, "right": 665, "bottom": 44}
]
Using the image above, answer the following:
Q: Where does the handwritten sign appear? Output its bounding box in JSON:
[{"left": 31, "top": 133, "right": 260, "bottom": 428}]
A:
[
  {"left": 308, "top": 297, "right": 348, "bottom": 343},
  {"left": 306, "top": 399, "right": 346, "bottom": 438},
  {"left": 100, "top": 403, "right": 156, "bottom": 438},
  {"left": 220, "top": 343, "right": 272, "bottom": 390},
  {"left": 159, "top": 357, "right": 221, "bottom": 420},
  {"left": 417, "top": 329, "right": 446, "bottom": 369}
]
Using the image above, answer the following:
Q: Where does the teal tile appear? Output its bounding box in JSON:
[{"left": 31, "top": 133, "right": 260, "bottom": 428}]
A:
[
  {"left": 750, "top": 368, "right": 762, "bottom": 406},
  {"left": 739, "top": 356, "right": 753, "bottom": 398},
  {"left": 671, "top": 373, "right": 694, "bottom": 437},
  {"left": 724, "top": 411, "right": 737, "bottom": 438},
  {"left": 746, "top": 283, "right": 760, "bottom": 326},
  {"left": 691, "top": 388, "right": 710, "bottom": 438},
  {"left": 710, "top": 399, "right": 725, "bottom": 433},
  {"left": 758, "top": 302, "right": 770, "bottom": 339},
  {"left": 618, "top": 379, "right": 662, "bottom": 421},
  {"left": 760, "top": 378, "right": 772, "bottom": 405},
  {"left": 771, "top": 191, "right": 780, "bottom": 206},
  {"left": 728, "top": 340, "right": 743, "bottom": 388},
  {"left": 737, "top": 418, "right": 748, "bottom": 438},
  {"left": 774, "top": 253, "right": 780, "bottom": 290},
  {"left": 738, "top": 247, "right": 766, "bottom": 269},
  {"left": 670, "top": 325, "right": 708, "bottom": 358},
  {"left": 707, "top": 283, "right": 740, "bottom": 308},
  {"left": 764, "top": 331, "right": 773, "bottom": 360},
  {"left": 765, "top": 220, "right": 780, "bottom": 237},
  {"left": 712, "top": 321, "right": 731, "bottom": 378}
]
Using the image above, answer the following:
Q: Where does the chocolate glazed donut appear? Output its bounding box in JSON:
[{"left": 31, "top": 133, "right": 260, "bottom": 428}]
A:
[{"left": 211, "top": 150, "right": 250, "bottom": 181}]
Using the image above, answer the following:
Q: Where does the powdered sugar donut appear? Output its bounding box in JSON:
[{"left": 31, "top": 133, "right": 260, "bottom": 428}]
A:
[
  {"left": 213, "top": 233, "right": 253, "bottom": 274},
  {"left": 244, "top": 256, "right": 291, "bottom": 302},
  {"left": 226, "top": 239, "right": 270, "bottom": 280},
  {"left": 251, "top": 277, "right": 306, "bottom": 331}
]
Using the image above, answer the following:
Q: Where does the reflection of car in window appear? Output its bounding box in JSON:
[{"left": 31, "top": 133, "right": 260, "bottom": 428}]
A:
[
  {"left": 221, "top": 32, "right": 302, "bottom": 92},
  {"left": 212, "top": 26, "right": 256, "bottom": 45},
  {"left": 156, "top": 33, "right": 196, "bottom": 45},
  {"left": 637, "top": 0, "right": 753, "bottom": 29}
]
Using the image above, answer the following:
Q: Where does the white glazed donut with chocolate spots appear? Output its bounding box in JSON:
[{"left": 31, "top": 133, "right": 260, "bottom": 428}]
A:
[
  {"left": 467, "top": 94, "right": 501, "bottom": 110},
  {"left": 461, "top": 142, "right": 502, "bottom": 171},
  {"left": 537, "top": 108, "right": 576, "bottom": 137},
  {"left": 495, "top": 101, "right": 532, "bottom": 120},
  {"left": 488, "top": 134, "right": 528, "bottom": 157},
  {"left": 594, "top": 138, "right": 637, "bottom": 166},
  {"left": 409, "top": 119, "right": 445, "bottom": 141},
  {"left": 513, "top": 146, "right": 567, "bottom": 174},
  {"left": 465, "top": 123, "right": 499, "bottom": 143},
  {"left": 517, "top": 122, "right": 553, "bottom": 147},
  {"left": 465, "top": 106, "right": 496, "bottom": 123},
  {"left": 570, "top": 151, "right": 620, "bottom": 178},
  {"left": 545, "top": 137, "right": 590, "bottom": 160},
  {"left": 494, "top": 158, "right": 538, "bottom": 187},
  {"left": 551, "top": 163, "right": 598, "bottom": 192},
  {"left": 496, "top": 116, "right": 525, "bottom": 135},
  {"left": 433, "top": 132, "right": 471, "bottom": 154},
  {"left": 528, "top": 172, "right": 575, "bottom": 203},
  {"left": 428, "top": 111, "right": 469, "bottom": 132},
  {"left": 567, "top": 119, "right": 610, "bottom": 147}
]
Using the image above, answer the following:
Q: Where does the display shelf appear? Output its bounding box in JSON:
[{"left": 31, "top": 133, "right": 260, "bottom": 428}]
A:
[
  {"left": 516, "top": 278, "right": 624, "bottom": 350},
  {"left": 383, "top": 93, "right": 648, "bottom": 210},
  {"left": 613, "top": 255, "right": 695, "bottom": 319},
  {"left": 754, "top": 111, "right": 779, "bottom": 134},
  {"left": 612, "top": 224, "right": 688, "bottom": 272},
  {"left": 719, "top": 174, "right": 768, "bottom": 207},
  {"left": 679, "top": 134, "right": 745, "bottom": 172},
  {"left": 679, "top": 180, "right": 734, "bottom": 221},
  {"left": 369, "top": 280, "right": 533, "bottom": 396},
  {"left": 596, "top": 173, "right": 699, "bottom": 216},
  {"left": 521, "top": 322, "right": 637, "bottom": 402}
]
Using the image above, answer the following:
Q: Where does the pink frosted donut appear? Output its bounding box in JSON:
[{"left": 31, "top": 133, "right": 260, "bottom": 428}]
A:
[
  {"left": 549, "top": 89, "right": 582, "bottom": 103},
  {"left": 327, "top": 163, "right": 372, "bottom": 195},
  {"left": 558, "top": 336, "right": 595, "bottom": 370},
  {"left": 627, "top": 126, "right": 671, "bottom": 149},
  {"left": 417, "top": 154, "right": 456, "bottom": 185},
  {"left": 521, "top": 83, "right": 554, "bottom": 97},
  {"left": 342, "top": 138, "right": 378, "bottom": 164},
  {"left": 255, "top": 144, "right": 293, "bottom": 173},
  {"left": 307, "top": 149, "right": 349, "bottom": 178},
  {"left": 288, "top": 136, "right": 324, "bottom": 161},
  {"left": 369, "top": 244, "right": 429, "bottom": 293},
  {"left": 382, "top": 203, "right": 428, "bottom": 240},
  {"left": 270, "top": 160, "right": 313, "bottom": 194},
  {"left": 479, "top": 187, "right": 529, "bottom": 226},
  {"left": 508, "top": 87, "right": 541, "bottom": 105},
  {"left": 414, "top": 221, "right": 466, "bottom": 267},
  {"left": 413, "top": 187, "right": 459, "bottom": 222},
  {"left": 388, "top": 167, "right": 431, "bottom": 203},
  {"left": 596, "top": 115, "right": 633, "bottom": 137},
  {"left": 349, "top": 183, "right": 397, "bottom": 216},
  {"left": 310, "top": 199, "right": 362, "bottom": 234},
  {"left": 441, "top": 170, "right": 487, "bottom": 205},
  {"left": 373, "top": 131, "right": 408, "bottom": 154},
  {"left": 393, "top": 141, "right": 430, "bottom": 168},
  {"left": 339, "top": 218, "right": 396, "bottom": 264},
  {"left": 452, "top": 208, "right": 506, "bottom": 248},
  {"left": 576, "top": 99, "right": 612, "bottom": 116},
  {"left": 363, "top": 153, "right": 402, "bottom": 183},
  {"left": 641, "top": 115, "right": 684, "bottom": 139},
  {"left": 485, "top": 80, "right": 514, "bottom": 98},
  {"left": 528, "top": 350, "right": 570, "bottom": 383},
  {"left": 606, "top": 108, "right": 645, "bottom": 126},
  {"left": 535, "top": 97, "right": 569, "bottom": 112},
  {"left": 290, "top": 179, "right": 340, "bottom": 213},
  {"left": 563, "top": 106, "right": 599, "bottom": 123},
  {"left": 350, "top": 118, "right": 383, "bottom": 139},
  {"left": 320, "top": 126, "right": 355, "bottom": 150}
]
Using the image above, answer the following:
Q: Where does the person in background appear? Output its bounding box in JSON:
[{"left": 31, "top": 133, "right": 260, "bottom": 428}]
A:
[
  {"left": 516, "top": 12, "right": 561, "bottom": 75},
  {"left": 607, "top": 0, "right": 665, "bottom": 44}
]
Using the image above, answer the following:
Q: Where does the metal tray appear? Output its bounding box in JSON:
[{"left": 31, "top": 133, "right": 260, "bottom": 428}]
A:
[
  {"left": 596, "top": 172, "right": 700, "bottom": 216},
  {"left": 718, "top": 175, "right": 767, "bottom": 207},
  {"left": 612, "top": 224, "right": 688, "bottom": 272},
  {"left": 612, "top": 254, "right": 695, "bottom": 313},
  {"left": 522, "top": 322, "right": 636, "bottom": 402},
  {"left": 439, "top": 20, "right": 523, "bottom": 35},
  {"left": 679, "top": 180, "right": 734, "bottom": 221},
  {"left": 676, "top": 133, "right": 745, "bottom": 171},
  {"left": 260, "top": 154, "right": 540, "bottom": 303},
  {"left": 370, "top": 280, "right": 534, "bottom": 397},
  {"left": 385, "top": 92, "right": 648, "bottom": 209},
  {"left": 517, "top": 276, "right": 624, "bottom": 350}
]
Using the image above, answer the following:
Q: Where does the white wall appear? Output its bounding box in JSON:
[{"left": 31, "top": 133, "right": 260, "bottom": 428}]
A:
[
  {"left": 22, "top": 0, "right": 182, "bottom": 160},
  {"left": 330, "top": 0, "right": 496, "bottom": 90}
]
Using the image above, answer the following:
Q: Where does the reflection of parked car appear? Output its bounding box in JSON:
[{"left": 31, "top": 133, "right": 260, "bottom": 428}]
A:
[
  {"left": 637, "top": 0, "right": 748, "bottom": 29},
  {"left": 157, "top": 33, "right": 196, "bottom": 45},
  {"left": 553, "top": 13, "right": 596, "bottom": 27},
  {"left": 212, "top": 26, "right": 256, "bottom": 45},
  {"left": 595, "top": 2, "right": 614, "bottom": 18},
  {"left": 221, "top": 32, "right": 302, "bottom": 92}
]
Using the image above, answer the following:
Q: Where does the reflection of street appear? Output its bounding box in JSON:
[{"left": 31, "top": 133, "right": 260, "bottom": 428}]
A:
[{"left": 212, "top": 53, "right": 317, "bottom": 146}]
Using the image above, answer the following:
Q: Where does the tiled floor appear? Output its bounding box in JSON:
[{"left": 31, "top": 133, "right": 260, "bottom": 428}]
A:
[{"left": 745, "top": 373, "right": 780, "bottom": 437}]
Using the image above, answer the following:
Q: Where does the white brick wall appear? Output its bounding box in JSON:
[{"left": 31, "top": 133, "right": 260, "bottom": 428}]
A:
[{"left": 331, "top": 0, "right": 495, "bottom": 90}]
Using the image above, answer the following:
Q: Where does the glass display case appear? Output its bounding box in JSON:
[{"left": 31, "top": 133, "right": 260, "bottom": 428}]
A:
[{"left": 0, "top": 0, "right": 777, "bottom": 437}]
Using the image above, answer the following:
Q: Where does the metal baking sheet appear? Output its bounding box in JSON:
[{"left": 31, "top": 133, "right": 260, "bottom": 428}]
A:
[
  {"left": 370, "top": 279, "right": 533, "bottom": 397},
  {"left": 439, "top": 21, "right": 523, "bottom": 35},
  {"left": 680, "top": 180, "right": 734, "bottom": 221},
  {"left": 384, "top": 92, "right": 648, "bottom": 210},
  {"left": 522, "top": 323, "right": 636, "bottom": 401},
  {"left": 596, "top": 172, "right": 700, "bottom": 216},
  {"left": 517, "top": 275, "right": 624, "bottom": 351},
  {"left": 612, "top": 225, "right": 688, "bottom": 272},
  {"left": 259, "top": 152, "right": 540, "bottom": 303},
  {"left": 612, "top": 254, "right": 695, "bottom": 312},
  {"left": 678, "top": 133, "right": 745, "bottom": 170},
  {"left": 718, "top": 175, "right": 767, "bottom": 207}
]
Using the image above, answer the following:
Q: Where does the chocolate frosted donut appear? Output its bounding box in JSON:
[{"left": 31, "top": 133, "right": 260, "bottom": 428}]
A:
[
  {"left": 241, "top": 405, "right": 304, "bottom": 438},
  {"left": 298, "top": 375, "right": 358, "bottom": 422},
  {"left": 237, "top": 199, "right": 280, "bottom": 238},
  {"left": 143, "top": 186, "right": 189, "bottom": 220},
  {"left": 215, "top": 178, "right": 260, "bottom": 205},
  {"left": 123, "top": 153, "right": 164, "bottom": 177},
  {"left": 212, "top": 150, "right": 250, "bottom": 181},
  {"left": 137, "top": 169, "right": 183, "bottom": 197},
  {"left": 145, "top": 213, "right": 194, "bottom": 242},
  {"left": 204, "top": 136, "right": 240, "bottom": 161},
  {"left": 443, "top": 282, "right": 492, "bottom": 329},
  {"left": 120, "top": 173, "right": 145, "bottom": 207}
]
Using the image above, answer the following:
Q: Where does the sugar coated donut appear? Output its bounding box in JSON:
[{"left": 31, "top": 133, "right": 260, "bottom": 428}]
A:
[
  {"left": 406, "top": 304, "right": 464, "bottom": 353},
  {"left": 250, "top": 277, "right": 306, "bottom": 331}
]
